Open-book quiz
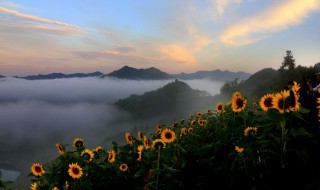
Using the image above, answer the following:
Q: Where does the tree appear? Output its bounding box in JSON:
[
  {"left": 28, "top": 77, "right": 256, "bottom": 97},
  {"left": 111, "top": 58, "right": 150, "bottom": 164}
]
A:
[{"left": 279, "top": 50, "right": 296, "bottom": 72}]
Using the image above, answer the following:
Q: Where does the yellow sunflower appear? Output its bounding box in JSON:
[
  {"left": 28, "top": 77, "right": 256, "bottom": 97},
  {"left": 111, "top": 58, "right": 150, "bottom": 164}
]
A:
[
  {"left": 137, "top": 131, "right": 143, "bottom": 140},
  {"left": 119, "top": 163, "right": 128, "bottom": 172},
  {"left": 244, "top": 127, "right": 258, "bottom": 137},
  {"left": 155, "top": 128, "right": 162, "bottom": 135},
  {"left": 156, "top": 124, "right": 162, "bottom": 130},
  {"left": 30, "top": 182, "right": 38, "bottom": 190},
  {"left": 68, "top": 163, "right": 83, "bottom": 179},
  {"left": 108, "top": 150, "right": 116, "bottom": 163},
  {"left": 152, "top": 139, "right": 166, "bottom": 149},
  {"left": 137, "top": 145, "right": 144, "bottom": 161},
  {"left": 73, "top": 137, "right": 84, "bottom": 149},
  {"left": 190, "top": 120, "right": 196, "bottom": 126},
  {"left": 235, "top": 146, "right": 244, "bottom": 153},
  {"left": 55, "top": 143, "right": 65, "bottom": 154},
  {"left": 31, "top": 163, "right": 45, "bottom": 177},
  {"left": 161, "top": 129, "right": 176, "bottom": 143},
  {"left": 143, "top": 136, "right": 150, "bottom": 149},
  {"left": 93, "top": 146, "right": 103, "bottom": 154},
  {"left": 125, "top": 132, "right": 133, "bottom": 144},
  {"left": 289, "top": 90, "right": 300, "bottom": 111},
  {"left": 196, "top": 112, "right": 202, "bottom": 118},
  {"left": 207, "top": 109, "right": 213, "bottom": 115},
  {"left": 187, "top": 127, "right": 193, "bottom": 133},
  {"left": 52, "top": 187, "right": 59, "bottom": 190},
  {"left": 272, "top": 90, "right": 291, "bottom": 113},
  {"left": 231, "top": 92, "right": 247, "bottom": 112},
  {"left": 292, "top": 81, "right": 300, "bottom": 94},
  {"left": 259, "top": 93, "right": 274, "bottom": 111},
  {"left": 81, "top": 149, "right": 94, "bottom": 162},
  {"left": 215, "top": 102, "right": 224, "bottom": 113},
  {"left": 180, "top": 127, "right": 187, "bottom": 137}
]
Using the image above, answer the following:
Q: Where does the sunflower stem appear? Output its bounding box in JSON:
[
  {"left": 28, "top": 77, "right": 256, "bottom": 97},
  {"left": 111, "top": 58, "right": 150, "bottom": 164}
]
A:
[
  {"left": 280, "top": 120, "right": 287, "bottom": 168},
  {"left": 156, "top": 146, "right": 161, "bottom": 190}
]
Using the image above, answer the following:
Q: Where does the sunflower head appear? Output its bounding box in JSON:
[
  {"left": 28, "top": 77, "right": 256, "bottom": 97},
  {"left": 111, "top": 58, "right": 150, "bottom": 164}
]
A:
[
  {"left": 55, "top": 143, "right": 65, "bottom": 154},
  {"left": 272, "top": 90, "right": 291, "bottom": 113},
  {"left": 30, "top": 182, "right": 38, "bottom": 190},
  {"left": 207, "top": 109, "right": 213, "bottom": 115},
  {"left": 143, "top": 136, "right": 151, "bottom": 149},
  {"left": 235, "top": 146, "right": 244, "bottom": 153},
  {"left": 68, "top": 163, "right": 83, "bottom": 179},
  {"left": 180, "top": 127, "right": 187, "bottom": 137},
  {"left": 137, "top": 145, "right": 144, "bottom": 161},
  {"left": 244, "top": 127, "right": 258, "bottom": 137},
  {"left": 152, "top": 139, "right": 166, "bottom": 149},
  {"left": 231, "top": 92, "right": 247, "bottom": 112},
  {"left": 31, "top": 163, "right": 45, "bottom": 177},
  {"left": 73, "top": 138, "right": 84, "bottom": 149},
  {"left": 216, "top": 102, "right": 224, "bottom": 113},
  {"left": 259, "top": 93, "right": 274, "bottom": 112},
  {"left": 125, "top": 132, "right": 133, "bottom": 144},
  {"left": 196, "top": 112, "right": 202, "bottom": 118},
  {"left": 137, "top": 131, "right": 143, "bottom": 140},
  {"left": 107, "top": 150, "right": 116, "bottom": 163},
  {"left": 81, "top": 149, "right": 94, "bottom": 162},
  {"left": 93, "top": 146, "right": 103, "bottom": 154},
  {"left": 119, "top": 163, "right": 128, "bottom": 172},
  {"left": 161, "top": 128, "right": 176, "bottom": 143}
]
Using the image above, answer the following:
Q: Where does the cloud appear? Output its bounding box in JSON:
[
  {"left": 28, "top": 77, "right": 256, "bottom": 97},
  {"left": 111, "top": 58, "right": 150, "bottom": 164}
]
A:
[
  {"left": 0, "top": 6, "right": 83, "bottom": 36},
  {"left": 220, "top": 0, "right": 320, "bottom": 46},
  {"left": 159, "top": 43, "right": 196, "bottom": 65}
]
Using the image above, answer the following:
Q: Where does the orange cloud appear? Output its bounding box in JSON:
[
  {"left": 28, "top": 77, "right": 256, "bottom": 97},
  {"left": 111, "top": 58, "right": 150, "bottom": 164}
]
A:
[
  {"left": 220, "top": 0, "right": 320, "bottom": 46},
  {"left": 159, "top": 44, "right": 196, "bottom": 65}
]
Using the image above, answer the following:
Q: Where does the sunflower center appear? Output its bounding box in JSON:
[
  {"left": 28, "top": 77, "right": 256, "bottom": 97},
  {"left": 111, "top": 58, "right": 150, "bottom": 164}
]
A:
[
  {"left": 35, "top": 166, "right": 42, "bottom": 173},
  {"left": 264, "top": 97, "right": 273, "bottom": 107},
  {"left": 165, "top": 132, "right": 172, "bottom": 139},
  {"left": 236, "top": 99, "right": 244, "bottom": 108},
  {"left": 72, "top": 167, "right": 79, "bottom": 175}
]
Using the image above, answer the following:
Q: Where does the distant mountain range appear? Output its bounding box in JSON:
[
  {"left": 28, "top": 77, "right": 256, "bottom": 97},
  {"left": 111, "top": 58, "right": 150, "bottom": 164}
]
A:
[{"left": 2, "top": 66, "right": 251, "bottom": 81}]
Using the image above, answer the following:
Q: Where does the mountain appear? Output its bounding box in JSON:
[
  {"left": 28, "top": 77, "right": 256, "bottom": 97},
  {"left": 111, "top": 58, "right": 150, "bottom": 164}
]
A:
[
  {"left": 174, "top": 69, "right": 251, "bottom": 81},
  {"left": 0, "top": 75, "right": 5, "bottom": 78},
  {"left": 17, "top": 71, "right": 104, "bottom": 80},
  {"left": 103, "top": 66, "right": 173, "bottom": 80},
  {"left": 114, "top": 79, "right": 213, "bottom": 121}
]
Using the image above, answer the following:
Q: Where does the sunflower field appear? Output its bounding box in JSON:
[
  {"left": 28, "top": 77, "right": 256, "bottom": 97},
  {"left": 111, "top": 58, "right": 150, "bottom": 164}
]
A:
[{"left": 11, "top": 81, "right": 320, "bottom": 189}]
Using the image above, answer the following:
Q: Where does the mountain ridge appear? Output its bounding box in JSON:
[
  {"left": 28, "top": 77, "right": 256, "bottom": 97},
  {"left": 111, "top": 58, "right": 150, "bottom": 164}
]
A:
[{"left": 1, "top": 66, "right": 251, "bottom": 81}]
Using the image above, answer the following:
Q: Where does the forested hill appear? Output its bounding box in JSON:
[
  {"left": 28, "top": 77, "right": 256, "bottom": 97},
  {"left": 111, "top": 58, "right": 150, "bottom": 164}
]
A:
[{"left": 114, "top": 79, "right": 213, "bottom": 121}]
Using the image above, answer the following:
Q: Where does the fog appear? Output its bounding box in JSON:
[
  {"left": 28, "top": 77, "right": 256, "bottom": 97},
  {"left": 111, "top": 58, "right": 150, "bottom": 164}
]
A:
[{"left": 0, "top": 77, "right": 223, "bottom": 188}]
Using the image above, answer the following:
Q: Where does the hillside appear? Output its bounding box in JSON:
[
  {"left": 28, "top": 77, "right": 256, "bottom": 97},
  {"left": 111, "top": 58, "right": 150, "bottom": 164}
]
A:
[
  {"left": 17, "top": 71, "right": 103, "bottom": 80},
  {"left": 114, "top": 79, "right": 213, "bottom": 122},
  {"left": 174, "top": 69, "right": 251, "bottom": 81},
  {"left": 103, "top": 66, "right": 173, "bottom": 80}
]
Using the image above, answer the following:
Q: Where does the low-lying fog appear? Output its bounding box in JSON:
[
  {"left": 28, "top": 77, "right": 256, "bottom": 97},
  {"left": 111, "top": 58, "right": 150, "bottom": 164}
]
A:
[{"left": 0, "top": 76, "right": 224, "bottom": 188}]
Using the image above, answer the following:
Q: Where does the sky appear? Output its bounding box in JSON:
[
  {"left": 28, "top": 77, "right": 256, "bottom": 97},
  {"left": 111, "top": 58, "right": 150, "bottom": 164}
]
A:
[{"left": 0, "top": 0, "right": 320, "bottom": 76}]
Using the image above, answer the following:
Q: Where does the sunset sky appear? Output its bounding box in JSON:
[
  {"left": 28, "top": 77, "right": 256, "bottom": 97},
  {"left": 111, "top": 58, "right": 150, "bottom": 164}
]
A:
[{"left": 0, "top": 0, "right": 319, "bottom": 76}]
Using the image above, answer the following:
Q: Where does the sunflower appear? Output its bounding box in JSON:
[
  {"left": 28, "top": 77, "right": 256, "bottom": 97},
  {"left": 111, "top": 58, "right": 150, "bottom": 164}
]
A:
[
  {"left": 119, "top": 163, "right": 128, "bottom": 172},
  {"left": 107, "top": 150, "right": 116, "bottom": 163},
  {"left": 152, "top": 139, "right": 166, "bottom": 149},
  {"left": 73, "top": 138, "right": 84, "bottom": 149},
  {"left": 289, "top": 90, "right": 300, "bottom": 111},
  {"left": 31, "top": 163, "right": 45, "bottom": 177},
  {"left": 55, "top": 143, "right": 65, "bottom": 154},
  {"left": 272, "top": 90, "right": 291, "bottom": 113},
  {"left": 30, "top": 182, "right": 37, "bottom": 190},
  {"left": 68, "top": 163, "right": 83, "bottom": 179},
  {"left": 187, "top": 127, "right": 193, "bottom": 133},
  {"left": 259, "top": 93, "right": 274, "bottom": 111},
  {"left": 93, "top": 146, "right": 103, "bottom": 154},
  {"left": 161, "top": 129, "right": 176, "bottom": 143},
  {"left": 235, "top": 146, "right": 244, "bottom": 153},
  {"left": 292, "top": 81, "right": 300, "bottom": 94},
  {"left": 155, "top": 128, "right": 162, "bottom": 135},
  {"left": 252, "top": 102, "right": 257, "bottom": 108},
  {"left": 231, "top": 92, "right": 247, "bottom": 112},
  {"left": 137, "top": 131, "right": 143, "bottom": 140},
  {"left": 190, "top": 120, "right": 196, "bottom": 126},
  {"left": 52, "top": 187, "right": 59, "bottom": 190},
  {"left": 125, "top": 132, "right": 133, "bottom": 144},
  {"left": 317, "top": 98, "right": 320, "bottom": 109},
  {"left": 81, "top": 149, "right": 94, "bottom": 162},
  {"left": 216, "top": 102, "right": 224, "bottom": 113},
  {"left": 180, "top": 127, "right": 187, "bottom": 137},
  {"left": 156, "top": 124, "right": 162, "bottom": 130},
  {"left": 172, "top": 121, "right": 178, "bottom": 127},
  {"left": 207, "top": 109, "right": 212, "bottom": 115},
  {"left": 180, "top": 119, "right": 185, "bottom": 124},
  {"left": 196, "top": 112, "right": 202, "bottom": 118},
  {"left": 137, "top": 145, "right": 144, "bottom": 161},
  {"left": 244, "top": 127, "right": 258, "bottom": 137},
  {"left": 143, "top": 136, "right": 150, "bottom": 149}
]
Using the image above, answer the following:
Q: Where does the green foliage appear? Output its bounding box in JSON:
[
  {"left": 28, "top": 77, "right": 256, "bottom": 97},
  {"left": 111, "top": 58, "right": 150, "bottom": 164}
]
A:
[{"left": 26, "top": 86, "right": 320, "bottom": 189}]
